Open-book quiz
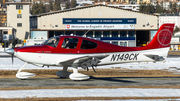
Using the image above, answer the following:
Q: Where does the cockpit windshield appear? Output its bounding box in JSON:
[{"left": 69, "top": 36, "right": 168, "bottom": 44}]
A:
[{"left": 42, "top": 37, "right": 60, "bottom": 47}]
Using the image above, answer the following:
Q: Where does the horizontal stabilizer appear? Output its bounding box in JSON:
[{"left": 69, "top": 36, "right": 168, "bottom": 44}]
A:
[{"left": 144, "top": 54, "right": 165, "bottom": 62}]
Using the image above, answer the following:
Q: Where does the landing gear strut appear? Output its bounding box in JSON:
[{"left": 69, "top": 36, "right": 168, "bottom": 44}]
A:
[
  {"left": 56, "top": 66, "right": 71, "bottom": 78},
  {"left": 16, "top": 63, "right": 36, "bottom": 79}
]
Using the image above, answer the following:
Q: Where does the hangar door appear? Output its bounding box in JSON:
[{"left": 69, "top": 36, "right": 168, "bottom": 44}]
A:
[{"left": 136, "top": 31, "right": 150, "bottom": 46}]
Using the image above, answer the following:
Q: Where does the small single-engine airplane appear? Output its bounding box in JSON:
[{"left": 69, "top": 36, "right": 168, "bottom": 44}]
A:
[{"left": 5, "top": 23, "right": 174, "bottom": 80}]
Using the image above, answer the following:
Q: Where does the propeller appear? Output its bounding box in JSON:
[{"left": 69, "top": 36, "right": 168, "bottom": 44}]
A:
[{"left": 11, "top": 31, "right": 16, "bottom": 64}]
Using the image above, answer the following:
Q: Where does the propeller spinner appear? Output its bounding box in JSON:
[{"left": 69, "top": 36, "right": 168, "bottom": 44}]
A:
[{"left": 5, "top": 48, "right": 15, "bottom": 64}]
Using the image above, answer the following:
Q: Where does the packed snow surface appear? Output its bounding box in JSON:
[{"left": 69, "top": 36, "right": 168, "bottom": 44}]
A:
[{"left": 0, "top": 88, "right": 180, "bottom": 98}]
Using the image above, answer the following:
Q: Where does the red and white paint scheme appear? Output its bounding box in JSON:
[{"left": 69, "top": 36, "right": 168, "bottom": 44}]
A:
[{"left": 5, "top": 23, "right": 175, "bottom": 80}]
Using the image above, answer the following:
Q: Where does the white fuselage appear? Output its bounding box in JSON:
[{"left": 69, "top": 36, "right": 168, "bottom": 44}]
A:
[{"left": 14, "top": 47, "right": 169, "bottom": 67}]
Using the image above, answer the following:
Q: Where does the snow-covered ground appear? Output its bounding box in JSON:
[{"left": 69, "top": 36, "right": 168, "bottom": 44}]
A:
[
  {"left": 0, "top": 88, "right": 180, "bottom": 99},
  {"left": 0, "top": 56, "right": 179, "bottom": 71}
]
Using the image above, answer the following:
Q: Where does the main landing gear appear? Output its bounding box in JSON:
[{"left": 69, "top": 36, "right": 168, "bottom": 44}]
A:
[{"left": 56, "top": 66, "right": 90, "bottom": 80}]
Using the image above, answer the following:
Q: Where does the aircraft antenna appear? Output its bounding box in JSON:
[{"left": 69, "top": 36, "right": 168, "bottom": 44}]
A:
[{"left": 83, "top": 29, "right": 91, "bottom": 37}]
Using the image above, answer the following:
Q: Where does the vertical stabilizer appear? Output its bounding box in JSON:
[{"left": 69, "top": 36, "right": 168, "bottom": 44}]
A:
[{"left": 146, "top": 23, "right": 174, "bottom": 49}]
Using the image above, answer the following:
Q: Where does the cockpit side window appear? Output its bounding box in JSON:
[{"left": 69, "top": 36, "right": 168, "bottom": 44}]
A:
[
  {"left": 61, "top": 38, "right": 78, "bottom": 49},
  {"left": 81, "top": 40, "right": 97, "bottom": 49},
  {"left": 43, "top": 37, "right": 60, "bottom": 47}
]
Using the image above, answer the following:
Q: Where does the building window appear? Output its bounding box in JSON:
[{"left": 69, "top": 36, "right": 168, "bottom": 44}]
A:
[
  {"left": 86, "top": 31, "right": 93, "bottom": 37},
  {"left": 120, "top": 31, "right": 127, "bottom": 37},
  {"left": 17, "top": 14, "right": 22, "bottom": 18},
  {"left": 112, "top": 31, "right": 118, "bottom": 37},
  {"left": 120, "top": 41, "right": 128, "bottom": 46},
  {"left": 16, "top": 5, "right": 23, "bottom": 9},
  {"left": 3, "top": 31, "right": 7, "bottom": 34},
  {"left": 76, "top": 31, "right": 84, "bottom": 36},
  {"left": 128, "top": 31, "right": 135, "bottom": 37},
  {"left": 112, "top": 41, "right": 118, "bottom": 45},
  {"left": 17, "top": 23, "right": 22, "bottom": 27},
  {"left": 66, "top": 31, "right": 74, "bottom": 35},
  {"left": 95, "top": 31, "right": 101, "bottom": 37},
  {"left": 103, "top": 31, "right": 110, "bottom": 37}
]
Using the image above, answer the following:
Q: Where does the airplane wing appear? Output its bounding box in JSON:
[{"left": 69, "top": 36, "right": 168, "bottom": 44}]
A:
[{"left": 59, "top": 55, "right": 109, "bottom": 68}]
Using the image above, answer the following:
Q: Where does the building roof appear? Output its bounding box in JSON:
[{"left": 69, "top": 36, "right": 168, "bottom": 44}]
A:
[
  {"left": 30, "top": 4, "right": 157, "bottom": 18},
  {"left": 160, "top": 14, "right": 179, "bottom": 16},
  {"left": 6, "top": 2, "right": 31, "bottom": 5}
]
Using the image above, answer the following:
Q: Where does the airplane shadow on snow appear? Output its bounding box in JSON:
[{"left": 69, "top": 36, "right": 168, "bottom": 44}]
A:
[{"left": 89, "top": 76, "right": 137, "bottom": 83}]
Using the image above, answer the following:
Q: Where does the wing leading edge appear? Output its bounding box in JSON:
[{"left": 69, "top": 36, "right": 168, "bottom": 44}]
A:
[{"left": 59, "top": 55, "right": 109, "bottom": 69}]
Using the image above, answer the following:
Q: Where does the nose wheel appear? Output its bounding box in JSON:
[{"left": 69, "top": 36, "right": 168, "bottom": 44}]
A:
[{"left": 16, "top": 63, "right": 36, "bottom": 79}]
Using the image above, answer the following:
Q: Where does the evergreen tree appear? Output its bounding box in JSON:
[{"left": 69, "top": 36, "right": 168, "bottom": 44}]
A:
[
  {"left": 150, "top": 4, "right": 154, "bottom": 13},
  {"left": 71, "top": 0, "right": 77, "bottom": 8},
  {"left": 131, "top": 1, "right": 134, "bottom": 4},
  {"left": 139, "top": 4, "right": 143, "bottom": 12},
  {"left": 169, "top": 2, "right": 172, "bottom": 13},
  {"left": 54, "top": 0, "right": 61, "bottom": 11},
  {"left": 144, "top": 4, "right": 151, "bottom": 13},
  {"left": 178, "top": 5, "right": 180, "bottom": 15},
  {"left": 49, "top": 0, "right": 53, "bottom": 11},
  {"left": 31, "top": 3, "right": 38, "bottom": 14},
  {"left": 155, "top": 1, "right": 162, "bottom": 13},
  {"left": 65, "top": 1, "right": 70, "bottom": 9},
  {"left": 172, "top": 2, "right": 177, "bottom": 14},
  {"left": 39, "top": 3, "right": 46, "bottom": 13},
  {"left": 139, "top": 3, "right": 146, "bottom": 13},
  {"left": 33, "top": 8, "right": 40, "bottom": 15},
  {"left": 0, "top": 0, "right": 3, "bottom": 5},
  {"left": 155, "top": 1, "right": 164, "bottom": 14},
  {"left": 45, "top": 4, "right": 50, "bottom": 13},
  {"left": 31, "top": 2, "right": 46, "bottom": 15},
  {"left": 160, "top": 1, "right": 165, "bottom": 13},
  {"left": 174, "top": 26, "right": 180, "bottom": 33}
]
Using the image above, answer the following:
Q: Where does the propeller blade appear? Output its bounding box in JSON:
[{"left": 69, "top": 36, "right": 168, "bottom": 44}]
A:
[
  {"left": 92, "top": 66, "right": 96, "bottom": 73},
  {"left": 12, "top": 53, "right": 14, "bottom": 65},
  {"left": 12, "top": 32, "right": 16, "bottom": 49}
]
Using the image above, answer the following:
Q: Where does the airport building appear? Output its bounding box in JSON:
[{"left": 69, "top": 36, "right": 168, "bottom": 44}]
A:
[
  {"left": 159, "top": 15, "right": 180, "bottom": 28},
  {"left": 30, "top": 4, "right": 158, "bottom": 47},
  {"left": 6, "top": 2, "right": 31, "bottom": 40}
]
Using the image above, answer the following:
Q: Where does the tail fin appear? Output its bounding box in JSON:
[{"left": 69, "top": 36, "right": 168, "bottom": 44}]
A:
[{"left": 147, "top": 23, "right": 174, "bottom": 49}]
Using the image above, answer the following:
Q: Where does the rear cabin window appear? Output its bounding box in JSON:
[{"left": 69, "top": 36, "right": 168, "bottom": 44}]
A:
[
  {"left": 81, "top": 40, "right": 97, "bottom": 49},
  {"left": 61, "top": 38, "right": 78, "bottom": 49}
]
